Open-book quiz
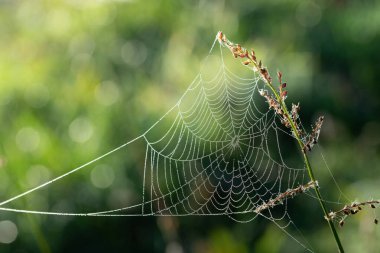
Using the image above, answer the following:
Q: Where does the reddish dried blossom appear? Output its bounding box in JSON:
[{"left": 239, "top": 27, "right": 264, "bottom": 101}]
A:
[
  {"left": 217, "top": 32, "right": 325, "bottom": 153},
  {"left": 277, "top": 71, "right": 283, "bottom": 83}
]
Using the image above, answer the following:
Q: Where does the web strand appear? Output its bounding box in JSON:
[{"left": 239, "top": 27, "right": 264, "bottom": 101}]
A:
[{"left": 0, "top": 34, "right": 322, "bottom": 251}]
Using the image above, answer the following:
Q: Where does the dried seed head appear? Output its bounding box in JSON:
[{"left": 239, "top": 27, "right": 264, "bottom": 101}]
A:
[
  {"left": 350, "top": 209, "right": 358, "bottom": 215},
  {"left": 250, "top": 49, "right": 256, "bottom": 61},
  {"left": 328, "top": 211, "right": 336, "bottom": 220},
  {"left": 217, "top": 31, "right": 224, "bottom": 42},
  {"left": 281, "top": 90, "right": 288, "bottom": 99},
  {"left": 242, "top": 60, "right": 251, "bottom": 65},
  {"left": 239, "top": 52, "right": 247, "bottom": 58},
  {"left": 277, "top": 71, "right": 282, "bottom": 83},
  {"left": 291, "top": 103, "right": 300, "bottom": 120},
  {"left": 258, "top": 89, "right": 266, "bottom": 96},
  {"left": 303, "top": 115, "right": 324, "bottom": 153}
]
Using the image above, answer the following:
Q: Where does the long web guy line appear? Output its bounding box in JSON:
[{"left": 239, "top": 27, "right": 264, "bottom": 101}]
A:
[
  {"left": 0, "top": 33, "right": 307, "bottom": 223},
  {"left": 0, "top": 72, "right": 201, "bottom": 208},
  {"left": 0, "top": 33, "right": 318, "bottom": 252},
  {"left": 0, "top": 135, "right": 143, "bottom": 207}
]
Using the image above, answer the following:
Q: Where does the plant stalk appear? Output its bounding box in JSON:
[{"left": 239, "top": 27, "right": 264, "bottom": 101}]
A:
[
  {"left": 257, "top": 64, "right": 345, "bottom": 253},
  {"left": 218, "top": 31, "right": 344, "bottom": 252}
]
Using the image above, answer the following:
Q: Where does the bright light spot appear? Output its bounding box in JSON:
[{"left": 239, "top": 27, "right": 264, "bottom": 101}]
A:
[
  {"left": 46, "top": 9, "right": 71, "bottom": 36},
  {"left": 91, "top": 164, "right": 115, "bottom": 189},
  {"left": 95, "top": 80, "right": 120, "bottom": 106},
  {"left": 296, "top": 1, "right": 321, "bottom": 28},
  {"left": 121, "top": 41, "right": 147, "bottom": 67},
  {"left": 69, "top": 117, "right": 94, "bottom": 143},
  {"left": 26, "top": 165, "right": 51, "bottom": 187},
  {"left": 0, "top": 220, "right": 18, "bottom": 244},
  {"left": 16, "top": 127, "right": 40, "bottom": 152}
]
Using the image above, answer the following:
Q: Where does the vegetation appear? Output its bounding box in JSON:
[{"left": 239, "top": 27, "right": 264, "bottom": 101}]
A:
[{"left": 0, "top": 1, "right": 379, "bottom": 252}]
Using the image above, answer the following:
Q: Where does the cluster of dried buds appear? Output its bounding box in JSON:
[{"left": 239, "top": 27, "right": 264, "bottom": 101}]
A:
[
  {"left": 258, "top": 89, "right": 284, "bottom": 119},
  {"left": 302, "top": 116, "right": 324, "bottom": 153},
  {"left": 291, "top": 103, "right": 304, "bottom": 138},
  {"left": 325, "top": 200, "right": 379, "bottom": 227},
  {"left": 258, "top": 88, "right": 292, "bottom": 130},
  {"left": 254, "top": 181, "right": 318, "bottom": 214},
  {"left": 217, "top": 31, "right": 324, "bottom": 154}
]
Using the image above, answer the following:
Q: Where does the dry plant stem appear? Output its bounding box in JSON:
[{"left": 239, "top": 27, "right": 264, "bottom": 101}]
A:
[
  {"left": 217, "top": 32, "right": 345, "bottom": 253},
  {"left": 254, "top": 181, "right": 318, "bottom": 213},
  {"left": 264, "top": 74, "right": 345, "bottom": 253},
  {"left": 326, "top": 200, "right": 380, "bottom": 222}
]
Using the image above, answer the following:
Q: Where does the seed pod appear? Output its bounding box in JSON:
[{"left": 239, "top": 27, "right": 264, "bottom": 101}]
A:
[
  {"left": 350, "top": 209, "right": 358, "bottom": 215},
  {"left": 277, "top": 71, "right": 282, "bottom": 80},
  {"left": 242, "top": 60, "right": 251, "bottom": 65},
  {"left": 371, "top": 204, "right": 376, "bottom": 209},
  {"left": 339, "top": 220, "right": 344, "bottom": 227},
  {"left": 217, "top": 31, "right": 224, "bottom": 42},
  {"left": 281, "top": 90, "right": 288, "bottom": 99},
  {"left": 250, "top": 49, "right": 256, "bottom": 61},
  {"left": 375, "top": 219, "right": 378, "bottom": 225}
]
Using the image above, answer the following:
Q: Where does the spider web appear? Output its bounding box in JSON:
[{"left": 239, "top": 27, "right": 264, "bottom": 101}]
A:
[{"left": 0, "top": 35, "right": 317, "bottom": 251}]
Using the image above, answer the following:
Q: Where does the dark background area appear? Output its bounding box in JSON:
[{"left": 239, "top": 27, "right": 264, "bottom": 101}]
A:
[{"left": 0, "top": 0, "right": 379, "bottom": 252}]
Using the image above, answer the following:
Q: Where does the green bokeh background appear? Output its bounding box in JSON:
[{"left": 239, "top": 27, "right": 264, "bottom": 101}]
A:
[{"left": 0, "top": 0, "right": 379, "bottom": 252}]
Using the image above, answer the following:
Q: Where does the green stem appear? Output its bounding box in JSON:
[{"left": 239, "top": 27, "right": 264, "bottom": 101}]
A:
[
  {"left": 219, "top": 32, "right": 344, "bottom": 251},
  {"left": 264, "top": 76, "right": 345, "bottom": 253}
]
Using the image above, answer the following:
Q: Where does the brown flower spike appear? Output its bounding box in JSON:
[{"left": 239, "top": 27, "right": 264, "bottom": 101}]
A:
[
  {"left": 254, "top": 181, "right": 318, "bottom": 214},
  {"left": 217, "top": 32, "right": 380, "bottom": 252},
  {"left": 325, "top": 200, "right": 380, "bottom": 227},
  {"left": 217, "top": 31, "right": 323, "bottom": 152}
]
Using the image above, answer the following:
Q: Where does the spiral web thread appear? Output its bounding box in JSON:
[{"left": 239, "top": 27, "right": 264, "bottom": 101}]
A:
[{"left": 0, "top": 35, "right": 319, "bottom": 251}]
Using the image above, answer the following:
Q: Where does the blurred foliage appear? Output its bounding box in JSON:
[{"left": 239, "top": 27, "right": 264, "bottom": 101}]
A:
[{"left": 0, "top": 0, "right": 379, "bottom": 252}]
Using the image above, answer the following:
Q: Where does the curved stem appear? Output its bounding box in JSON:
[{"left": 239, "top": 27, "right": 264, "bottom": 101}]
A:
[
  {"left": 218, "top": 31, "right": 344, "bottom": 252},
  {"left": 259, "top": 65, "right": 345, "bottom": 253}
]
